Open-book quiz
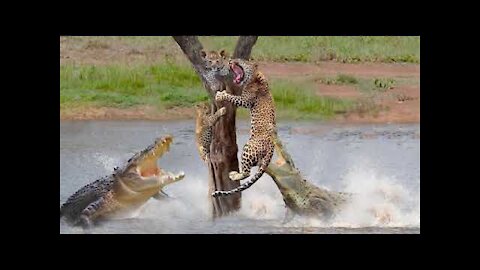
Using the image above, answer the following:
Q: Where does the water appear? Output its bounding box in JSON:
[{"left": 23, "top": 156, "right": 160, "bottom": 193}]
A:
[{"left": 60, "top": 120, "right": 420, "bottom": 234}]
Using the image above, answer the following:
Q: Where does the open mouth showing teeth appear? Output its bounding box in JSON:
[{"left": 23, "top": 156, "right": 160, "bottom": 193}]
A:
[
  {"left": 136, "top": 136, "right": 173, "bottom": 179},
  {"left": 139, "top": 165, "right": 161, "bottom": 178},
  {"left": 230, "top": 62, "right": 244, "bottom": 84}
]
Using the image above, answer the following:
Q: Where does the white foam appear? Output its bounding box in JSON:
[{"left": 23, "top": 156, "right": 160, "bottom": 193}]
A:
[
  {"left": 331, "top": 160, "right": 420, "bottom": 227},
  {"left": 80, "top": 156, "right": 419, "bottom": 230}
]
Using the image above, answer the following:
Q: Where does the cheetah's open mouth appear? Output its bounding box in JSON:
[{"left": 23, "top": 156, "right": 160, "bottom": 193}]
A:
[{"left": 230, "top": 62, "right": 244, "bottom": 84}]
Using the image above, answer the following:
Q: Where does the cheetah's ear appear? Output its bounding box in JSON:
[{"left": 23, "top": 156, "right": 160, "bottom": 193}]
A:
[
  {"left": 220, "top": 49, "right": 228, "bottom": 59},
  {"left": 200, "top": 50, "right": 206, "bottom": 58}
]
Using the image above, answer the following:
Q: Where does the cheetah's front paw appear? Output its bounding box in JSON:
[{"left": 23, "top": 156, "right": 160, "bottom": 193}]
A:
[
  {"left": 218, "top": 107, "right": 227, "bottom": 116},
  {"left": 215, "top": 90, "right": 227, "bottom": 102}
]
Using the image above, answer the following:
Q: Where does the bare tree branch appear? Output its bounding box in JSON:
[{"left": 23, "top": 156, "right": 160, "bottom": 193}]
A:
[
  {"left": 171, "top": 36, "right": 212, "bottom": 93},
  {"left": 171, "top": 36, "right": 204, "bottom": 71},
  {"left": 233, "top": 36, "right": 258, "bottom": 59}
]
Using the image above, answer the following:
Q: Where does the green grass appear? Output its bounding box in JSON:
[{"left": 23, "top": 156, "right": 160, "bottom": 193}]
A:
[
  {"left": 268, "top": 80, "right": 353, "bottom": 119},
  {"left": 60, "top": 62, "right": 353, "bottom": 119},
  {"left": 356, "top": 77, "right": 398, "bottom": 93},
  {"left": 374, "top": 78, "right": 396, "bottom": 90},
  {"left": 315, "top": 74, "right": 359, "bottom": 85},
  {"left": 314, "top": 74, "right": 418, "bottom": 94},
  {"left": 336, "top": 74, "right": 359, "bottom": 84},
  {"left": 62, "top": 36, "right": 420, "bottom": 64},
  {"left": 202, "top": 36, "right": 420, "bottom": 63},
  {"left": 60, "top": 61, "right": 209, "bottom": 110}
]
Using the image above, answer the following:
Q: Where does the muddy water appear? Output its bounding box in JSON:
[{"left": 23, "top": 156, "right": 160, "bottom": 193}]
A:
[{"left": 60, "top": 120, "right": 420, "bottom": 234}]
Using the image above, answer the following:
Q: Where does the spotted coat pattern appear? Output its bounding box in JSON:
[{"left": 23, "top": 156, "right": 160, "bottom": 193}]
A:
[
  {"left": 195, "top": 102, "right": 227, "bottom": 162},
  {"left": 212, "top": 59, "right": 276, "bottom": 197}
]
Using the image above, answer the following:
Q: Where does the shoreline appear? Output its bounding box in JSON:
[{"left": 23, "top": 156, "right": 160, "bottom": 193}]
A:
[
  {"left": 60, "top": 37, "right": 420, "bottom": 125},
  {"left": 60, "top": 106, "right": 419, "bottom": 124}
]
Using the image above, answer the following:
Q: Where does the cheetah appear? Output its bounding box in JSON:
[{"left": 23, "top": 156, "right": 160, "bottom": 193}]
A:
[
  {"left": 195, "top": 102, "right": 227, "bottom": 163},
  {"left": 211, "top": 58, "right": 276, "bottom": 197},
  {"left": 200, "top": 49, "right": 230, "bottom": 92}
]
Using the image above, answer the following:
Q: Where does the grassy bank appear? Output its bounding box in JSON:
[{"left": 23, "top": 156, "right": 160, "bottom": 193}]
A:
[
  {"left": 62, "top": 36, "right": 420, "bottom": 64},
  {"left": 61, "top": 36, "right": 420, "bottom": 120},
  {"left": 60, "top": 61, "right": 353, "bottom": 120},
  {"left": 60, "top": 61, "right": 206, "bottom": 110}
]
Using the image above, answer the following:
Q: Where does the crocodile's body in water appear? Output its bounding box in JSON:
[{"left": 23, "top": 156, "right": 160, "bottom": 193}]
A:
[
  {"left": 60, "top": 135, "right": 185, "bottom": 227},
  {"left": 265, "top": 132, "right": 351, "bottom": 222}
]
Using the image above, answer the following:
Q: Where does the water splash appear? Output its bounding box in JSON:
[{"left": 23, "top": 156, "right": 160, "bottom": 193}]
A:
[
  {"left": 331, "top": 160, "right": 420, "bottom": 227},
  {"left": 92, "top": 152, "right": 123, "bottom": 173},
  {"left": 233, "top": 158, "right": 420, "bottom": 229},
  {"left": 65, "top": 152, "right": 419, "bottom": 232}
]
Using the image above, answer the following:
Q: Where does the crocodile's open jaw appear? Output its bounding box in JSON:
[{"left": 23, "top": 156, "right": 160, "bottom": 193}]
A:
[
  {"left": 230, "top": 61, "right": 244, "bottom": 84},
  {"left": 133, "top": 136, "right": 173, "bottom": 179}
]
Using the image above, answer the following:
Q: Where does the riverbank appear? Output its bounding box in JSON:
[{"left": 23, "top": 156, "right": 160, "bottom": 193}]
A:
[{"left": 60, "top": 37, "right": 420, "bottom": 123}]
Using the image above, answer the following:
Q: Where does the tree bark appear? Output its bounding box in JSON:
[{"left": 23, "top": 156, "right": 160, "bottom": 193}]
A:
[
  {"left": 172, "top": 36, "right": 258, "bottom": 218},
  {"left": 233, "top": 36, "right": 258, "bottom": 59},
  {"left": 171, "top": 36, "right": 209, "bottom": 91}
]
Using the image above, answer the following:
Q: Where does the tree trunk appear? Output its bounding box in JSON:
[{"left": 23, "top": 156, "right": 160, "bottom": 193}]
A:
[
  {"left": 233, "top": 36, "right": 258, "bottom": 60},
  {"left": 172, "top": 36, "right": 258, "bottom": 218}
]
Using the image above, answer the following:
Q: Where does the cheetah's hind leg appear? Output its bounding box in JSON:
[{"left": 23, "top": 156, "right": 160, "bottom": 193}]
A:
[{"left": 229, "top": 141, "right": 257, "bottom": 181}]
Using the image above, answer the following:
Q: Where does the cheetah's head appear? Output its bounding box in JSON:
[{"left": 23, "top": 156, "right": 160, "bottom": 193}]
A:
[
  {"left": 201, "top": 49, "right": 229, "bottom": 73},
  {"left": 229, "top": 58, "right": 258, "bottom": 87}
]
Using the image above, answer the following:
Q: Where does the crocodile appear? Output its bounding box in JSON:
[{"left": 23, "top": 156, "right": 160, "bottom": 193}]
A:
[
  {"left": 60, "top": 135, "right": 185, "bottom": 228},
  {"left": 265, "top": 130, "right": 352, "bottom": 222}
]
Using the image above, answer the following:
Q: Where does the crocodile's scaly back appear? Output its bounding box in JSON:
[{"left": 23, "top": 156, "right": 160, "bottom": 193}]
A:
[
  {"left": 60, "top": 176, "right": 115, "bottom": 223},
  {"left": 265, "top": 132, "right": 352, "bottom": 221}
]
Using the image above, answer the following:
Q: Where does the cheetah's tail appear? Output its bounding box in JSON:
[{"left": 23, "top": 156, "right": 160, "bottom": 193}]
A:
[{"left": 212, "top": 157, "right": 271, "bottom": 198}]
